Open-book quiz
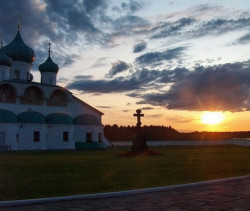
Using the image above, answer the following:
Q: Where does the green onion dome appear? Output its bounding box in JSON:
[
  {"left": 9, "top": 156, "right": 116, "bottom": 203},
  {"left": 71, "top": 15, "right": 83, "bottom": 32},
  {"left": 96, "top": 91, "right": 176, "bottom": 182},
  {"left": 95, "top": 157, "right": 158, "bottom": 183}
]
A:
[
  {"left": 73, "top": 114, "right": 101, "bottom": 125},
  {"left": 2, "top": 30, "right": 35, "bottom": 63},
  {"left": 0, "top": 48, "right": 12, "bottom": 67},
  {"left": 46, "top": 113, "right": 73, "bottom": 125},
  {"left": 18, "top": 111, "right": 45, "bottom": 124},
  {"left": 0, "top": 109, "right": 17, "bottom": 123},
  {"left": 39, "top": 56, "right": 59, "bottom": 73}
]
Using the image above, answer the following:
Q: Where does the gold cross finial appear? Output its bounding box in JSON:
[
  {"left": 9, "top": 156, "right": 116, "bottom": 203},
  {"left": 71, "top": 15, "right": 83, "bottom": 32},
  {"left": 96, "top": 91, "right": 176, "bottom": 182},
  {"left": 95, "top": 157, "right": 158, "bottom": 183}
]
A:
[
  {"left": 17, "top": 15, "right": 22, "bottom": 30},
  {"left": 48, "top": 41, "right": 52, "bottom": 56}
]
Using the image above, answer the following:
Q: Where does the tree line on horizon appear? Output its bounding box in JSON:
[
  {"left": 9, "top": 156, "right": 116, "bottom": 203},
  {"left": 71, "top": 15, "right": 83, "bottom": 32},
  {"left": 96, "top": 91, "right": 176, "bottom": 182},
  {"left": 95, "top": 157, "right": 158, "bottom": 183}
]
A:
[{"left": 104, "top": 124, "right": 250, "bottom": 141}]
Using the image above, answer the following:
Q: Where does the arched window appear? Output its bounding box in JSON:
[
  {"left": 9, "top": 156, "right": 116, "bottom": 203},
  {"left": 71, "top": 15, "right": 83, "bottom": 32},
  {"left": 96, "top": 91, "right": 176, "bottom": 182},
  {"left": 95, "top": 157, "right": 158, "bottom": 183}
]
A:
[
  {"left": 21, "top": 86, "right": 43, "bottom": 105},
  {"left": 48, "top": 89, "right": 67, "bottom": 106},
  {"left": 0, "top": 84, "right": 16, "bottom": 103}
]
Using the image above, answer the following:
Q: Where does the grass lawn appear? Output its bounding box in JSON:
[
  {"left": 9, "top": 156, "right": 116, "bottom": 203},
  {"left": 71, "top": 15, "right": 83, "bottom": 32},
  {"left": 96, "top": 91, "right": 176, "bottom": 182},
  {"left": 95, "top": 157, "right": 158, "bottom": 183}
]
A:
[{"left": 0, "top": 145, "right": 250, "bottom": 201}]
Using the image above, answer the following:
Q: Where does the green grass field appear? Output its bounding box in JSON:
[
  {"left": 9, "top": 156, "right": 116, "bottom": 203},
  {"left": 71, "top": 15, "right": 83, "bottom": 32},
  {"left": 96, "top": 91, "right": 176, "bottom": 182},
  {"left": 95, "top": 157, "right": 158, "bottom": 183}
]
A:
[{"left": 0, "top": 145, "right": 250, "bottom": 201}]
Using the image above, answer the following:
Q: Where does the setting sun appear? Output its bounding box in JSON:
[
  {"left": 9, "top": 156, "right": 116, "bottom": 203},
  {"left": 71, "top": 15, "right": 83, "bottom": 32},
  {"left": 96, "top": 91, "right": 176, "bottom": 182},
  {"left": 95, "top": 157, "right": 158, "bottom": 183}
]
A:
[{"left": 201, "top": 112, "right": 224, "bottom": 125}]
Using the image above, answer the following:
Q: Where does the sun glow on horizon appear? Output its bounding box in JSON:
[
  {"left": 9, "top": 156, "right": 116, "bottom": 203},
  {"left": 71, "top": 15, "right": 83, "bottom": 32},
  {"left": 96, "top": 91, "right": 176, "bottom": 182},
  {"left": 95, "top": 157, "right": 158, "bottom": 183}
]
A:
[{"left": 201, "top": 111, "right": 224, "bottom": 125}]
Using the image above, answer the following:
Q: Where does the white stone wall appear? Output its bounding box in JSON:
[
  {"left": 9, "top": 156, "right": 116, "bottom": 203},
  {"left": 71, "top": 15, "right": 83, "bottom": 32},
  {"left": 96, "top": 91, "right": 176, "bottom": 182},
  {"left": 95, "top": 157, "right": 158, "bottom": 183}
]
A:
[
  {"left": 74, "top": 125, "right": 104, "bottom": 143},
  {"left": 0, "top": 65, "right": 10, "bottom": 81},
  {"left": 0, "top": 82, "right": 101, "bottom": 119},
  {"left": 0, "top": 123, "right": 18, "bottom": 150},
  {"left": 47, "top": 125, "right": 75, "bottom": 149},
  {"left": 0, "top": 81, "right": 111, "bottom": 150},
  {"left": 9, "top": 61, "right": 32, "bottom": 80},
  {"left": 41, "top": 72, "right": 57, "bottom": 85},
  {"left": 18, "top": 124, "right": 47, "bottom": 150}
]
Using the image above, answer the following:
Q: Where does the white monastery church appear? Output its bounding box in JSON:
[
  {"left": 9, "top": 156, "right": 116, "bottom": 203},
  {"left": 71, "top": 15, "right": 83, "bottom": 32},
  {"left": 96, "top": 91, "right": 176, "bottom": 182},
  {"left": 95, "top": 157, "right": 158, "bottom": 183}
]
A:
[{"left": 0, "top": 23, "right": 111, "bottom": 150}]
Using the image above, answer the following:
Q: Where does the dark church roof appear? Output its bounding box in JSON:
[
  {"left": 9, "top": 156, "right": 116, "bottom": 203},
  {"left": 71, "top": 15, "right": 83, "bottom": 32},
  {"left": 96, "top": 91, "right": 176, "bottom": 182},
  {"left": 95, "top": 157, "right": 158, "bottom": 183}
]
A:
[
  {"left": 0, "top": 48, "right": 12, "bottom": 67},
  {"left": 39, "top": 56, "right": 59, "bottom": 73},
  {"left": 3, "top": 30, "right": 35, "bottom": 63}
]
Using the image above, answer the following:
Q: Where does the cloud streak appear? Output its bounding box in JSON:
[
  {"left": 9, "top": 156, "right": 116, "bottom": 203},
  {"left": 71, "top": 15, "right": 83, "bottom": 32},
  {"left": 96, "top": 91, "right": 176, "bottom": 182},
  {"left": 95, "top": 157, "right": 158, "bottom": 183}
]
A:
[
  {"left": 133, "top": 41, "right": 147, "bottom": 53},
  {"left": 68, "top": 61, "right": 250, "bottom": 112},
  {"left": 106, "top": 60, "right": 131, "bottom": 78},
  {"left": 137, "top": 62, "right": 250, "bottom": 112},
  {"left": 135, "top": 47, "right": 187, "bottom": 66}
]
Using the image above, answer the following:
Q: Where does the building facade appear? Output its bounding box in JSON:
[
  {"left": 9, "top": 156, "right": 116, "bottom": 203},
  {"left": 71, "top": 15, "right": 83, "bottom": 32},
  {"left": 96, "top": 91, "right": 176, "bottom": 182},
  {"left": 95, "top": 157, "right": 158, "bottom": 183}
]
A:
[{"left": 0, "top": 26, "right": 111, "bottom": 150}]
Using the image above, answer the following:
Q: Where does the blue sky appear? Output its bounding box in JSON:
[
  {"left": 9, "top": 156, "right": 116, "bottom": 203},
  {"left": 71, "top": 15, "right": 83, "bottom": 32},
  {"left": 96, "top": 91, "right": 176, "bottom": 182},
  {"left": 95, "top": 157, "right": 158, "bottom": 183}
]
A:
[{"left": 1, "top": 0, "right": 250, "bottom": 131}]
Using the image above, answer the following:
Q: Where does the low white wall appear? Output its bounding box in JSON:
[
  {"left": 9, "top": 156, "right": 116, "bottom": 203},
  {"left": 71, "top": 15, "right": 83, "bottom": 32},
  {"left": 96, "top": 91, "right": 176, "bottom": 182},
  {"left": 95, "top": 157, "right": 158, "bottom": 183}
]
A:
[{"left": 47, "top": 125, "right": 75, "bottom": 149}]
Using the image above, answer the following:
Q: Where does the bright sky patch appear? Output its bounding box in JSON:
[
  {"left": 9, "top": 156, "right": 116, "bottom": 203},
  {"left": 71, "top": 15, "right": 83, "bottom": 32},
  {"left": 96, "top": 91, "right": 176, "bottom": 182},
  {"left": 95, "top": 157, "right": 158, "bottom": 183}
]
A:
[{"left": 201, "top": 112, "right": 224, "bottom": 125}]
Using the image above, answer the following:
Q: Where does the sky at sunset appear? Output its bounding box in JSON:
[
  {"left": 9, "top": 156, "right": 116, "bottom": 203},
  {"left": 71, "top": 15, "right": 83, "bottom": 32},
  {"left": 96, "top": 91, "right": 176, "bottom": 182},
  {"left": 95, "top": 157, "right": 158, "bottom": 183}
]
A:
[{"left": 1, "top": 0, "right": 250, "bottom": 131}]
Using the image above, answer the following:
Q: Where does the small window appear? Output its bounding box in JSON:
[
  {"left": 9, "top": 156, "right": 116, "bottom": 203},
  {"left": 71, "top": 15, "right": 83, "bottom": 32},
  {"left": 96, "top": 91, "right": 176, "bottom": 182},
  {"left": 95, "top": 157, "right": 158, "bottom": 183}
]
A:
[
  {"left": 63, "top": 132, "right": 69, "bottom": 142},
  {"left": 14, "top": 70, "right": 20, "bottom": 80},
  {"left": 16, "top": 133, "right": 19, "bottom": 142},
  {"left": 86, "top": 133, "right": 92, "bottom": 143},
  {"left": 34, "top": 131, "right": 40, "bottom": 142},
  {"left": 98, "top": 133, "right": 102, "bottom": 142}
]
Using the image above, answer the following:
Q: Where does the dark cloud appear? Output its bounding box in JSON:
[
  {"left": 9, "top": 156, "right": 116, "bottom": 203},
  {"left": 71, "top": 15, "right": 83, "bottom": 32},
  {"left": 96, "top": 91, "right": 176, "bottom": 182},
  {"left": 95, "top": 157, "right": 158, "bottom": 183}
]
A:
[
  {"left": 67, "top": 67, "right": 168, "bottom": 93},
  {"left": 44, "top": 0, "right": 102, "bottom": 34},
  {"left": 157, "top": 67, "right": 189, "bottom": 83},
  {"left": 96, "top": 106, "right": 113, "bottom": 109},
  {"left": 0, "top": 0, "right": 110, "bottom": 46},
  {"left": 83, "top": 0, "right": 108, "bottom": 14},
  {"left": 137, "top": 62, "right": 250, "bottom": 112},
  {"left": 151, "top": 18, "right": 196, "bottom": 39},
  {"left": 113, "top": 15, "right": 149, "bottom": 31},
  {"left": 167, "top": 116, "right": 195, "bottom": 124},
  {"left": 91, "top": 57, "right": 109, "bottom": 68},
  {"left": 57, "top": 76, "right": 69, "bottom": 84},
  {"left": 133, "top": 41, "right": 147, "bottom": 53},
  {"left": 122, "top": 110, "right": 130, "bottom": 112},
  {"left": 141, "top": 107, "right": 154, "bottom": 110},
  {"left": 61, "top": 55, "right": 77, "bottom": 67},
  {"left": 236, "top": 33, "right": 250, "bottom": 44},
  {"left": 148, "top": 114, "right": 162, "bottom": 118},
  {"left": 67, "top": 76, "right": 141, "bottom": 93},
  {"left": 149, "top": 12, "right": 250, "bottom": 42},
  {"left": 169, "top": 1, "right": 174, "bottom": 6},
  {"left": 121, "top": 0, "right": 145, "bottom": 13},
  {"left": 67, "top": 60, "right": 250, "bottom": 112},
  {"left": 73, "top": 75, "right": 93, "bottom": 80},
  {"left": 102, "top": 15, "right": 149, "bottom": 47},
  {"left": 135, "top": 47, "right": 187, "bottom": 66},
  {"left": 106, "top": 60, "right": 131, "bottom": 78},
  {"left": 192, "top": 17, "right": 250, "bottom": 38},
  {"left": 67, "top": 67, "right": 188, "bottom": 96},
  {"left": 0, "top": 0, "right": 55, "bottom": 45}
]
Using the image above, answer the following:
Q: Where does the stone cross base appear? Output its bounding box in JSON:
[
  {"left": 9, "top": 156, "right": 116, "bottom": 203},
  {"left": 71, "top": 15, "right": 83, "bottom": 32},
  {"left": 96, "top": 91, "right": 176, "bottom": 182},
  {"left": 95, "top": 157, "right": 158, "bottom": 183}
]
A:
[{"left": 131, "top": 131, "right": 149, "bottom": 152}]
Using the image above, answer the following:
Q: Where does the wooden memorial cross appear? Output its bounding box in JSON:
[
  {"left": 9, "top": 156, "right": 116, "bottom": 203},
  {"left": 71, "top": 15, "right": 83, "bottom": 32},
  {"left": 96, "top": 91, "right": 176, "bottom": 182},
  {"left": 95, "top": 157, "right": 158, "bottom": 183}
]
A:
[{"left": 134, "top": 109, "right": 144, "bottom": 128}]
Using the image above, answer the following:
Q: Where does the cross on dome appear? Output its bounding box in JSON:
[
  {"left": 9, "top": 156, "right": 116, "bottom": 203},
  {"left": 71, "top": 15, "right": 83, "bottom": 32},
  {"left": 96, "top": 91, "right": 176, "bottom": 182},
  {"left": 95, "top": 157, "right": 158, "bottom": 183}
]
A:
[
  {"left": 48, "top": 41, "right": 52, "bottom": 56},
  {"left": 17, "top": 15, "right": 22, "bottom": 30}
]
